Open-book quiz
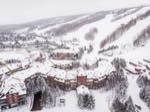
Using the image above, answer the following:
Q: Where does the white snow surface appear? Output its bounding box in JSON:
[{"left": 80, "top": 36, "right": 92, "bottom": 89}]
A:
[
  {"left": 0, "top": 5, "right": 150, "bottom": 112},
  {"left": 3, "top": 91, "right": 111, "bottom": 112}
]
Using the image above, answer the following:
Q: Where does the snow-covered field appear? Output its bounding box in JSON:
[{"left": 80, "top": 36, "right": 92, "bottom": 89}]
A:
[
  {"left": 3, "top": 91, "right": 111, "bottom": 112},
  {"left": 0, "top": 5, "right": 150, "bottom": 112}
]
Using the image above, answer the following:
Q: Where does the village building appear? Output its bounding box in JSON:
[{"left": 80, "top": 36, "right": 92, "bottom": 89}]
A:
[
  {"left": 86, "top": 71, "right": 96, "bottom": 89},
  {"left": 77, "top": 75, "right": 87, "bottom": 86},
  {"left": 46, "top": 67, "right": 110, "bottom": 90},
  {"left": 0, "top": 57, "right": 117, "bottom": 111},
  {"left": 76, "top": 85, "right": 90, "bottom": 96},
  {"left": 9, "top": 65, "right": 50, "bottom": 111},
  {"left": 47, "top": 68, "right": 77, "bottom": 90},
  {"left": 29, "top": 51, "right": 46, "bottom": 63},
  {"left": 64, "top": 70, "right": 77, "bottom": 90},
  {"left": 50, "top": 48, "right": 83, "bottom": 60},
  {"left": 0, "top": 77, "right": 26, "bottom": 110},
  {"left": 125, "top": 61, "right": 147, "bottom": 75},
  {"left": 52, "top": 61, "right": 80, "bottom": 70},
  {"left": 81, "top": 57, "right": 99, "bottom": 70}
]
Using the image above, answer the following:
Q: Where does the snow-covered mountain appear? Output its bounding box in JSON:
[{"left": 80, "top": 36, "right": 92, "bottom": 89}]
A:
[
  {"left": 0, "top": 5, "right": 150, "bottom": 112},
  {"left": 0, "top": 5, "right": 150, "bottom": 52}
]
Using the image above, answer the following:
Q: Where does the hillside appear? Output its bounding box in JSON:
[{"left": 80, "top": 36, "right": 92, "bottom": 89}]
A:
[{"left": 0, "top": 5, "right": 150, "bottom": 112}]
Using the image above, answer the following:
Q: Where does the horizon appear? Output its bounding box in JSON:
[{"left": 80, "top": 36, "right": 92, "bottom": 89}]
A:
[{"left": 0, "top": 0, "right": 149, "bottom": 25}]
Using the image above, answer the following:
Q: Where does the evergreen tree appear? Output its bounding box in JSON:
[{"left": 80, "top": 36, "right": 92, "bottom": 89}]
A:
[
  {"left": 112, "top": 98, "right": 126, "bottom": 112},
  {"left": 78, "top": 94, "right": 95, "bottom": 110},
  {"left": 87, "top": 95, "right": 95, "bottom": 109}
]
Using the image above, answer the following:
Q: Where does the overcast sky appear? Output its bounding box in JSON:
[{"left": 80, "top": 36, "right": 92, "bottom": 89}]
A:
[{"left": 0, "top": 0, "right": 149, "bottom": 25}]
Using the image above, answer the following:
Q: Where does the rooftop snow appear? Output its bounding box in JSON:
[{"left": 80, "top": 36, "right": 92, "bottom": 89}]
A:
[{"left": 76, "top": 85, "right": 90, "bottom": 95}]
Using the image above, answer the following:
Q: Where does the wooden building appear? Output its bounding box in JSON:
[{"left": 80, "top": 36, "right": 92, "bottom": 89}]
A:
[
  {"left": 0, "top": 92, "right": 26, "bottom": 110},
  {"left": 0, "top": 78, "right": 26, "bottom": 110},
  {"left": 77, "top": 75, "right": 87, "bottom": 86},
  {"left": 50, "top": 48, "right": 83, "bottom": 60},
  {"left": 52, "top": 61, "right": 80, "bottom": 70}
]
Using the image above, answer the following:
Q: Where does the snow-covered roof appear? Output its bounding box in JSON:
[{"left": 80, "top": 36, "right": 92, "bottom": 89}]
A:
[
  {"left": 0, "top": 77, "right": 26, "bottom": 99},
  {"left": 66, "top": 70, "right": 77, "bottom": 80},
  {"left": 12, "top": 67, "right": 38, "bottom": 81},
  {"left": 97, "top": 61, "right": 115, "bottom": 75},
  {"left": 47, "top": 68, "right": 77, "bottom": 81},
  {"left": 47, "top": 64, "right": 114, "bottom": 81},
  {"left": 12, "top": 61, "right": 51, "bottom": 81},
  {"left": 77, "top": 67, "right": 86, "bottom": 76},
  {"left": 29, "top": 50, "right": 45, "bottom": 60},
  {"left": 53, "top": 48, "right": 79, "bottom": 53},
  {"left": 86, "top": 69, "right": 100, "bottom": 79},
  {"left": 51, "top": 60, "right": 74, "bottom": 65},
  {"left": 0, "top": 49, "right": 29, "bottom": 61},
  {"left": 76, "top": 85, "right": 90, "bottom": 95},
  {"left": 80, "top": 54, "right": 98, "bottom": 65}
]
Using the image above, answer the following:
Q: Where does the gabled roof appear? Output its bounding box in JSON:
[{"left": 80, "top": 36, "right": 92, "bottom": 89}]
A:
[
  {"left": 76, "top": 85, "right": 90, "bottom": 95},
  {"left": 0, "top": 77, "right": 26, "bottom": 99}
]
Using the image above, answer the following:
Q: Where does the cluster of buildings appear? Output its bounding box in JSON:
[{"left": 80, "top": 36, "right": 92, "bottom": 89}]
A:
[
  {"left": 0, "top": 77, "right": 26, "bottom": 110},
  {"left": 125, "top": 59, "right": 150, "bottom": 75},
  {"left": 0, "top": 46, "right": 114, "bottom": 110},
  {"left": 0, "top": 64, "right": 113, "bottom": 110},
  {"left": 46, "top": 69, "right": 108, "bottom": 90},
  {"left": 50, "top": 47, "right": 83, "bottom": 60},
  {"left": 1, "top": 44, "right": 150, "bottom": 111}
]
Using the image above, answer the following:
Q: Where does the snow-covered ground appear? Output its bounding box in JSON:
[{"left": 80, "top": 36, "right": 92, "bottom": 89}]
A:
[
  {"left": 127, "top": 75, "right": 150, "bottom": 112},
  {"left": 2, "top": 91, "right": 111, "bottom": 112},
  {"left": 0, "top": 5, "right": 150, "bottom": 112}
]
